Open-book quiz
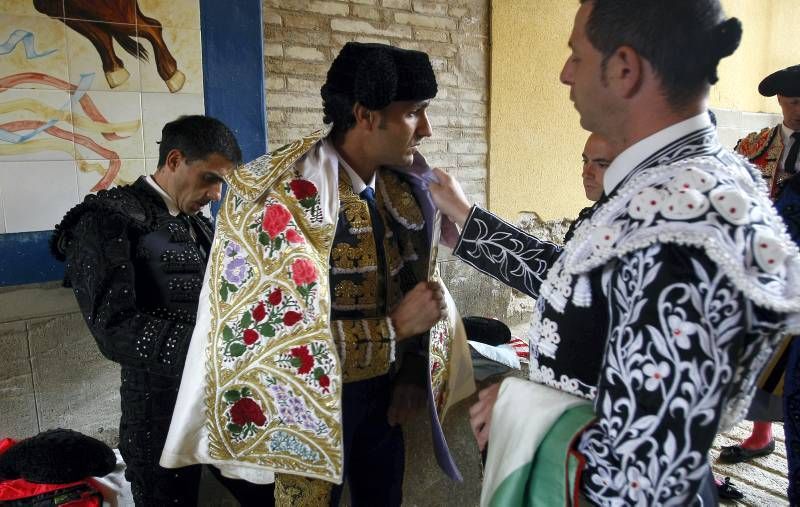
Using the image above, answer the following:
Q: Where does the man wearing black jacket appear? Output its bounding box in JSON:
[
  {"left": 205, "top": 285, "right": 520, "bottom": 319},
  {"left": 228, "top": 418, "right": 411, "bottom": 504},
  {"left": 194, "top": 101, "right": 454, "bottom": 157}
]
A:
[{"left": 52, "top": 115, "right": 268, "bottom": 506}]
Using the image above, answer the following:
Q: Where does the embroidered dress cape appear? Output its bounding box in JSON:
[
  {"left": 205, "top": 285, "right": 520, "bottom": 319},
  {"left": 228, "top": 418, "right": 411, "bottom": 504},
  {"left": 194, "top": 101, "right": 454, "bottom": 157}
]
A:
[
  {"left": 455, "top": 115, "right": 800, "bottom": 505},
  {"left": 160, "top": 131, "right": 474, "bottom": 485}
]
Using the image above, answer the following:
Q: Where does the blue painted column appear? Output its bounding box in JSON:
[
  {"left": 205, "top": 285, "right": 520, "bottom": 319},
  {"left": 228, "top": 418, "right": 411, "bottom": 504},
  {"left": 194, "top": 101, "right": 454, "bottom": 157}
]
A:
[{"left": 200, "top": 0, "right": 267, "bottom": 165}]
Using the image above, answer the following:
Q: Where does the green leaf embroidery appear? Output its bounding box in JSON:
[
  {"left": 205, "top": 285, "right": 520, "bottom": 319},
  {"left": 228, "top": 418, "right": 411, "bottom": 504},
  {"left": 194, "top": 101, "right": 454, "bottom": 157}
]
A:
[
  {"left": 222, "top": 325, "right": 234, "bottom": 342},
  {"left": 229, "top": 342, "right": 246, "bottom": 357},
  {"left": 227, "top": 423, "right": 243, "bottom": 434},
  {"left": 257, "top": 323, "right": 276, "bottom": 337},
  {"left": 241, "top": 311, "right": 253, "bottom": 328},
  {"left": 224, "top": 390, "right": 241, "bottom": 403}
]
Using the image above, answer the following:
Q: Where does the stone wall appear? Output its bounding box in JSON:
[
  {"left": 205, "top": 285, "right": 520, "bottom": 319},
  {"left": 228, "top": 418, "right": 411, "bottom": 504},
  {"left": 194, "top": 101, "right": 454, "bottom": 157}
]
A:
[
  {"left": 0, "top": 282, "right": 120, "bottom": 444},
  {"left": 262, "top": 0, "right": 490, "bottom": 208}
]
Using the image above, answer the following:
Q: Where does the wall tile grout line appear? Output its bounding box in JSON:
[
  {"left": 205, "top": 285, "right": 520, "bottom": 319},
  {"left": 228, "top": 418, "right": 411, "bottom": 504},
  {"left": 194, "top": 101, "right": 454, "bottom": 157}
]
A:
[{"left": 25, "top": 320, "right": 42, "bottom": 434}]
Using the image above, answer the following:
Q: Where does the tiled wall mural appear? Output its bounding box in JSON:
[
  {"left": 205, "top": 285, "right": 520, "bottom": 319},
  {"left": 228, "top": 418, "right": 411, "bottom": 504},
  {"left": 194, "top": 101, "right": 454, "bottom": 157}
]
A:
[{"left": 0, "top": 0, "right": 205, "bottom": 233}]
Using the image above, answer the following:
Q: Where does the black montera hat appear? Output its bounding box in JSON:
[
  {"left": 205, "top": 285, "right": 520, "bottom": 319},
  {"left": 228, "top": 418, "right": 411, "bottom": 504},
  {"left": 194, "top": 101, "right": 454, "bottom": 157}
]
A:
[
  {"left": 759, "top": 65, "right": 800, "bottom": 97},
  {"left": 322, "top": 42, "right": 438, "bottom": 110}
]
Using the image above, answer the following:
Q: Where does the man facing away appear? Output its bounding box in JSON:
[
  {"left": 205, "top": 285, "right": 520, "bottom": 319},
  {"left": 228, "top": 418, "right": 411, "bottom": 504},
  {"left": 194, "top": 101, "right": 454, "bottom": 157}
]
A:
[
  {"left": 52, "top": 115, "right": 274, "bottom": 505},
  {"left": 431, "top": 1, "right": 800, "bottom": 504}
]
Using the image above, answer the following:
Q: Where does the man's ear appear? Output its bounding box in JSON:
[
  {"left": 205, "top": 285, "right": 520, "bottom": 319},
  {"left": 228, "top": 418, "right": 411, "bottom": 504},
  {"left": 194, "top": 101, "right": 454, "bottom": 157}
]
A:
[
  {"left": 164, "top": 148, "right": 184, "bottom": 173},
  {"left": 353, "top": 102, "right": 378, "bottom": 130},
  {"left": 606, "top": 45, "right": 643, "bottom": 99}
]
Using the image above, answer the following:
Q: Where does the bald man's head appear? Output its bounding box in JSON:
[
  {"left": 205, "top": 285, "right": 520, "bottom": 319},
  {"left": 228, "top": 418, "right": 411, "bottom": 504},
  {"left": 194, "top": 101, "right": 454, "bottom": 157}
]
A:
[{"left": 581, "top": 133, "right": 616, "bottom": 201}]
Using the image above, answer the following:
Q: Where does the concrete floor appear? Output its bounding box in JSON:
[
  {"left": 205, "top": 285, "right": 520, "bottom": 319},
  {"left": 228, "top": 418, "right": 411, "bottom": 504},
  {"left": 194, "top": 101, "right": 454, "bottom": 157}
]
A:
[{"left": 712, "top": 421, "right": 790, "bottom": 506}]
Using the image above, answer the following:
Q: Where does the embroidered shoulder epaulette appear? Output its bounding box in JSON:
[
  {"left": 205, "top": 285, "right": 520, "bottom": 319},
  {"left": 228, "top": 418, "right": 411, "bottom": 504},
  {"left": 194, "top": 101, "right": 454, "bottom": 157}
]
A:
[
  {"left": 555, "top": 154, "right": 800, "bottom": 315},
  {"left": 226, "top": 130, "right": 327, "bottom": 202},
  {"left": 379, "top": 169, "right": 425, "bottom": 231},
  {"left": 51, "top": 185, "right": 148, "bottom": 260},
  {"left": 735, "top": 127, "right": 778, "bottom": 160}
]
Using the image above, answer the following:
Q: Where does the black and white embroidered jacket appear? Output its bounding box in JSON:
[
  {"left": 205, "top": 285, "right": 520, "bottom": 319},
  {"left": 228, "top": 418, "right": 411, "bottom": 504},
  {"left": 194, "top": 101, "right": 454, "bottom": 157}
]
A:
[{"left": 454, "top": 124, "right": 800, "bottom": 505}]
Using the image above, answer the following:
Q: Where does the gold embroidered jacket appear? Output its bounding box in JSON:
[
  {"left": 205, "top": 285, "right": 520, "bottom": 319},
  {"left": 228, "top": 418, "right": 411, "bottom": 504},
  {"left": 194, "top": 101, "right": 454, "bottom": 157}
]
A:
[
  {"left": 330, "top": 167, "right": 429, "bottom": 382},
  {"left": 735, "top": 125, "right": 784, "bottom": 197},
  {"left": 159, "top": 131, "right": 474, "bottom": 485}
]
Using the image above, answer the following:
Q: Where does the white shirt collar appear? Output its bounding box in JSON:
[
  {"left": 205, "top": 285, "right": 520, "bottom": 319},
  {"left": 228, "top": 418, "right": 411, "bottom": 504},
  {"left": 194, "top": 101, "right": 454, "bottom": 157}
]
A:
[
  {"left": 331, "top": 144, "right": 376, "bottom": 195},
  {"left": 145, "top": 175, "right": 180, "bottom": 216},
  {"left": 604, "top": 112, "right": 712, "bottom": 195},
  {"left": 782, "top": 123, "right": 797, "bottom": 142}
]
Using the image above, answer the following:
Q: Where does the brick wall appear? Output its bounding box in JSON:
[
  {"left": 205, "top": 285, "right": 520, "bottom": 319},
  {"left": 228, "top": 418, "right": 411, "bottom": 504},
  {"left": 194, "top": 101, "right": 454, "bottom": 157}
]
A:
[{"left": 262, "top": 0, "right": 489, "bottom": 207}]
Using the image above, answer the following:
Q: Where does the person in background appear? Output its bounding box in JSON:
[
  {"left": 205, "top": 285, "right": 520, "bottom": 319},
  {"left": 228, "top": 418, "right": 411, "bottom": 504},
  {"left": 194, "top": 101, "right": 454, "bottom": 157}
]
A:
[{"left": 730, "top": 64, "right": 800, "bottom": 504}]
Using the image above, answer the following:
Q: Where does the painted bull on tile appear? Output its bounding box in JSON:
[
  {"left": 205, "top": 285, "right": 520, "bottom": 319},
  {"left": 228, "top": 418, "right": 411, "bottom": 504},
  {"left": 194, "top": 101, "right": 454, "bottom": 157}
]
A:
[{"left": 33, "top": 0, "right": 186, "bottom": 92}]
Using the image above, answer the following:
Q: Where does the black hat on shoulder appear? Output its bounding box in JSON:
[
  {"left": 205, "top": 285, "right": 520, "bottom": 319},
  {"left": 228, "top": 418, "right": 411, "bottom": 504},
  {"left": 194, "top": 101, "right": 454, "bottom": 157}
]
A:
[
  {"left": 759, "top": 65, "right": 800, "bottom": 97},
  {"left": 322, "top": 42, "right": 438, "bottom": 111}
]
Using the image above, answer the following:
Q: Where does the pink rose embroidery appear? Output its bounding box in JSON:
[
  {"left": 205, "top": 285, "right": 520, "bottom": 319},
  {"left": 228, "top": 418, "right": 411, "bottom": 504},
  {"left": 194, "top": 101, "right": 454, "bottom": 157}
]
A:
[
  {"left": 291, "top": 259, "right": 318, "bottom": 286},
  {"left": 261, "top": 204, "right": 292, "bottom": 239},
  {"left": 286, "top": 229, "right": 305, "bottom": 244}
]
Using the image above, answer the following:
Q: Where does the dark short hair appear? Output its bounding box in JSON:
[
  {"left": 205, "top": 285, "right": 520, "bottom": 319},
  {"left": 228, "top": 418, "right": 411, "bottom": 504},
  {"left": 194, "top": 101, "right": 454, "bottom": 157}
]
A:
[
  {"left": 579, "top": 0, "right": 741, "bottom": 109},
  {"left": 156, "top": 115, "right": 242, "bottom": 167},
  {"left": 321, "top": 90, "right": 357, "bottom": 140}
]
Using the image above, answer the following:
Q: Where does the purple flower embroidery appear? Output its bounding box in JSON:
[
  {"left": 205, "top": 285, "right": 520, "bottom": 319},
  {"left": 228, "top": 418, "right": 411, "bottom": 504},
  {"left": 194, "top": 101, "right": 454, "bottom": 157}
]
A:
[
  {"left": 268, "top": 384, "right": 290, "bottom": 402},
  {"left": 226, "top": 241, "right": 242, "bottom": 257},
  {"left": 268, "top": 384, "right": 321, "bottom": 430},
  {"left": 225, "top": 257, "right": 248, "bottom": 285}
]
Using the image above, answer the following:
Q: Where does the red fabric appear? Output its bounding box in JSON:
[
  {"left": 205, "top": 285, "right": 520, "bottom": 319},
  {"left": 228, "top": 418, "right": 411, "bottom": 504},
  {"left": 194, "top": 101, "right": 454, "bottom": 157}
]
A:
[
  {"left": 62, "top": 490, "right": 103, "bottom": 506},
  {"left": 0, "top": 437, "right": 16, "bottom": 455},
  {"left": 567, "top": 418, "right": 597, "bottom": 506},
  {"left": 509, "top": 336, "right": 530, "bottom": 361},
  {"left": 0, "top": 478, "right": 91, "bottom": 501}
]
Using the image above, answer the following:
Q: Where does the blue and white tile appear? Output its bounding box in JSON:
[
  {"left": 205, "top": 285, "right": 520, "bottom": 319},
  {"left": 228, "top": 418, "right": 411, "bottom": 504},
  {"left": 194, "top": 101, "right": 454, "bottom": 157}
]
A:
[
  {"left": 0, "top": 88, "right": 75, "bottom": 161},
  {"left": 71, "top": 90, "right": 144, "bottom": 160},
  {"left": 0, "top": 159, "right": 79, "bottom": 233},
  {"left": 141, "top": 92, "right": 204, "bottom": 158},
  {"left": 77, "top": 158, "right": 146, "bottom": 197}
]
